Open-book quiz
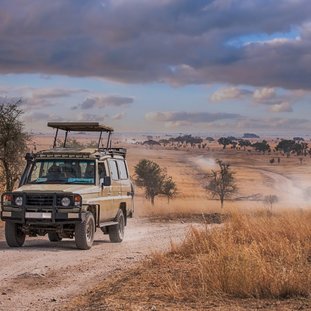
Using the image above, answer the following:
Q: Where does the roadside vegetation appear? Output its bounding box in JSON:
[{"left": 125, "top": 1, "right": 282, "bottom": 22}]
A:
[
  {"left": 71, "top": 209, "right": 311, "bottom": 310},
  {"left": 0, "top": 101, "right": 29, "bottom": 191},
  {"left": 161, "top": 210, "right": 311, "bottom": 300}
]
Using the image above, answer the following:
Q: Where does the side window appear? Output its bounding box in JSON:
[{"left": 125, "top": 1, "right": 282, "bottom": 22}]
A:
[
  {"left": 108, "top": 160, "right": 119, "bottom": 181},
  {"left": 117, "top": 160, "right": 128, "bottom": 180}
]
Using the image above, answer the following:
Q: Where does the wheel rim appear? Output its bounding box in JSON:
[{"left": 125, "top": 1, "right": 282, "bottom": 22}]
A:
[{"left": 86, "top": 218, "right": 94, "bottom": 242}]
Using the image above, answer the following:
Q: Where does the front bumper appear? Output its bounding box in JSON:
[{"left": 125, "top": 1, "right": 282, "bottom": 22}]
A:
[
  {"left": 1, "top": 207, "right": 82, "bottom": 224},
  {"left": 1, "top": 192, "right": 82, "bottom": 225}
]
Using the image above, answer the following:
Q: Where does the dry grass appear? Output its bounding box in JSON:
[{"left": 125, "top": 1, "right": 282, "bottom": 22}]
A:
[
  {"left": 69, "top": 209, "right": 311, "bottom": 310},
  {"left": 164, "top": 209, "right": 311, "bottom": 300}
]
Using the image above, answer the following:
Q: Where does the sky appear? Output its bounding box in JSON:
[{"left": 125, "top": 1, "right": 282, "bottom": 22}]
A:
[{"left": 0, "top": 0, "right": 311, "bottom": 136}]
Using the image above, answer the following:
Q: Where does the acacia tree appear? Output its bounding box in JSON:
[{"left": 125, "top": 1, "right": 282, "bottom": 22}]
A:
[
  {"left": 206, "top": 160, "right": 237, "bottom": 208},
  {"left": 0, "top": 101, "right": 29, "bottom": 191},
  {"left": 134, "top": 159, "right": 176, "bottom": 205},
  {"left": 238, "top": 139, "right": 252, "bottom": 151},
  {"left": 263, "top": 194, "right": 278, "bottom": 212},
  {"left": 252, "top": 140, "right": 271, "bottom": 154},
  {"left": 218, "top": 137, "right": 232, "bottom": 149},
  {"left": 161, "top": 176, "right": 177, "bottom": 203}
]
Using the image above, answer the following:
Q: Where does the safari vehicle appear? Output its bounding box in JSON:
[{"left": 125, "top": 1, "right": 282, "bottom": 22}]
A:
[{"left": 0, "top": 122, "right": 134, "bottom": 250}]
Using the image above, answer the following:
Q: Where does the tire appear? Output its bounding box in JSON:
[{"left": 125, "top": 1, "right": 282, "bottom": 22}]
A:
[
  {"left": 109, "top": 209, "right": 125, "bottom": 243},
  {"left": 5, "top": 222, "right": 26, "bottom": 247},
  {"left": 48, "top": 232, "right": 62, "bottom": 242},
  {"left": 75, "top": 212, "right": 95, "bottom": 250}
]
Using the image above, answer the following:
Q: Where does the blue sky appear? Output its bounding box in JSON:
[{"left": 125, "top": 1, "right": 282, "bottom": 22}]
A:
[{"left": 0, "top": 0, "right": 311, "bottom": 136}]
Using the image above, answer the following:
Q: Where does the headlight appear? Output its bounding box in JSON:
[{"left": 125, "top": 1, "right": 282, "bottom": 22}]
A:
[
  {"left": 15, "top": 196, "right": 23, "bottom": 206},
  {"left": 61, "top": 197, "right": 71, "bottom": 207}
]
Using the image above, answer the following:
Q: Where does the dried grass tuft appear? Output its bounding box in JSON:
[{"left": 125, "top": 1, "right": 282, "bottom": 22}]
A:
[{"left": 147, "top": 209, "right": 311, "bottom": 300}]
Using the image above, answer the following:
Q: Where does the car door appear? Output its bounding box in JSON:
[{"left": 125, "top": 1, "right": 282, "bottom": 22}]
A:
[
  {"left": 98, "top": 161, "right": 113, "bottom": 222},
  {"left": 116, "top": 159, "right": 134, "bottom": 213},
  {"left": 107, "top": 159, "right": 122, "bottom": 219}
]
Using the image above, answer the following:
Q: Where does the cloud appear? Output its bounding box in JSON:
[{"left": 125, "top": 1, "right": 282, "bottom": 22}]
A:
[
  {"left": 235, "top": 117, "right": 310, "bottom": 131},
  {"left": 253, "top": 88, "right": 276, "bottom": 101},
  {"left": 0, "top": 1, "right": 311, "bottom": 89},
  {"left": 75, "top": 112, "right": 109, "bottom": 121},
  {"left": 145, "top": 111, "right": 241, "bottom": 124},
  {"left": 145, "top": 110, "right": 310, "bottom": 132},
  {"left": 269, "top": 102, "right": 293, "bottom": 113},
  {"left": 22, "top": 111, "right": 109, "bottom": 126},
  {"left": 78, "top": 96, "right": 133, "bottom": 110},
  {"left": 23, "top": 112, "right": 65, "bottom": 123},
  {"left": 32, "top": 88, "right": 89, "bottom": 100},
  {"left": 0, "top": 86, "right": 133, "bottom": 113},
  {"left": 111, "top": 112, "right": 126, "bottom": 120},
  {"left": 0, "top": 96, "right": 22, "bottom": 105},
  {"left": 22, "top": 88, "right": 90, "bottom": 110},
  {"left": 210, "top": 86, "right": 252, "bottom": 102},
  {"left": 0, "top": 86, "right": 90, "bottom": 110},
  {"left": 252, "top": 87, "right": 303, "bottom": 112}
]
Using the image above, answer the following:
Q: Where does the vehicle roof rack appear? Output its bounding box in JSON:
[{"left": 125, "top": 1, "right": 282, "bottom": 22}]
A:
[
  {"left": 36, "top": 147, "right": 127, "bottom": 159},
  {"left": 99, "top": 147, "right": 127, "bottom": 158},
  {"left": 47, "top": 122, "right": 114, "bottom": 149}
]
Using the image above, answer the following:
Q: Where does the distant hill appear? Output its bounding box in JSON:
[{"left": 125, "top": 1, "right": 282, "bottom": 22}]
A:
[{"left": 243, "top": 133, "right": 260, "bottom": 139}]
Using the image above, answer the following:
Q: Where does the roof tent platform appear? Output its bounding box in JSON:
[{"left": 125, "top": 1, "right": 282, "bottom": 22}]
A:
[
  {"left": 47, "top": 122, "right": 114, "bottom": 149},
  {"left": 47, "top": 122, "right": 113, "bottom": 132}
]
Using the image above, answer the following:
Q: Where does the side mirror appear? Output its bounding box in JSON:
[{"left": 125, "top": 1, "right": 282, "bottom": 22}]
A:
[{"left": 100, "top": 176, "right": 111, "bottom": 189}]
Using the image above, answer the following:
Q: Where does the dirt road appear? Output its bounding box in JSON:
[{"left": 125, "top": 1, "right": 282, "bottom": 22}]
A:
[{"left": 0, "top": 218, "right": 193, "bottom": 311}]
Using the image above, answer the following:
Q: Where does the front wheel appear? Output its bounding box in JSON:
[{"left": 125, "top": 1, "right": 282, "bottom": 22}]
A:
[
  {"left": 5, "top": 222, "right": 26, "bottom": 247},
  {"left": 109, "top": 209, "right": 125, "bottom": 243},
  {"left": 75, "top": 212, "right": 95, "bottom": 250}
]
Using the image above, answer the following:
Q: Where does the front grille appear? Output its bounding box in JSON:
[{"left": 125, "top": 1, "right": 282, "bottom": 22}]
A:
[{"left": 26, "top": 194, "right": 54, "bottom": 207}]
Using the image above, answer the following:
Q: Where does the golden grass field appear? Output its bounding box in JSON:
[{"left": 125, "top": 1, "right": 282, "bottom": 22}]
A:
[
  {"left": 2, "top": 135, "right": 311, "bottom": 310},
  {"left": 61, "top": 136, "right": 310, "bottom": 310},
  {"left": 70, "top": 209, "right": 311, "bottom": 311}
]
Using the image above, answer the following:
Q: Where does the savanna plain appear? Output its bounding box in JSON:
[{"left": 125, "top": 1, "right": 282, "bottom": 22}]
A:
[{"left": 0, "top": 135, "right": 311, "bottom": 311}]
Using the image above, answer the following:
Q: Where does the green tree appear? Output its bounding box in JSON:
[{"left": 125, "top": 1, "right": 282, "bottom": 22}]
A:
[
  {"left": 0, "top": 101, "right": 29, "bottom": 191},
  {"left": 275, "top": 139, "right": 295, "bottom": 155},
  {"left": 218, "top": 137, "right": 232, "bottom": 149},
  {"left": 238, "top": 139, "right": 252, "bottom": 151},
  {"left": 161, "top": 176, "right": 177, "bottom": 203},
  {"left": 134, "top": 159, "right": 165, "bottom": 205},
  {"left": 206, "top": 160, "right": 237, "bottom": 208},
  {"left": 252, "top": 140, "right": 271, "bottom": 154},
  {"left": 134, "top": 159, "right": 177, "bottom": 205}
]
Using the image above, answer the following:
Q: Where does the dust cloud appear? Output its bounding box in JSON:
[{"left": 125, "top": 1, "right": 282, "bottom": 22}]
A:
[
  {"left": 191, "top": 156, "right": 217, "bottom": 173},
  {"left": 192, "top": 155, "right": 311, "bottom": 209}
]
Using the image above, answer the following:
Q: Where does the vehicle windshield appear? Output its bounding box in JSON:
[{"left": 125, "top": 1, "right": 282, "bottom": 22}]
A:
[{"left": 27, "top": 159, "right": 95, "bottom": 184}]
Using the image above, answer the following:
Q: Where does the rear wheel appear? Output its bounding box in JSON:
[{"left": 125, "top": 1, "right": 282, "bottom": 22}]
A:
[
  {"left": 5, "top": 222, "right": 26, "bottom": 247},
  {"left": 109, "top": 209, "right": 125, "bottom": 243},
  {"left": 75, "top": 212, "right": 95, "bottom": 250},
  {"left": 48, "top": 232, "right": 62, "bottom": 242}
]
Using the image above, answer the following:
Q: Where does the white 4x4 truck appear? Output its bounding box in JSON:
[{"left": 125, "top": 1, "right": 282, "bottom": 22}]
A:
[{"left": 0, "top": 122, "right": 134, "bottom": 249}]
